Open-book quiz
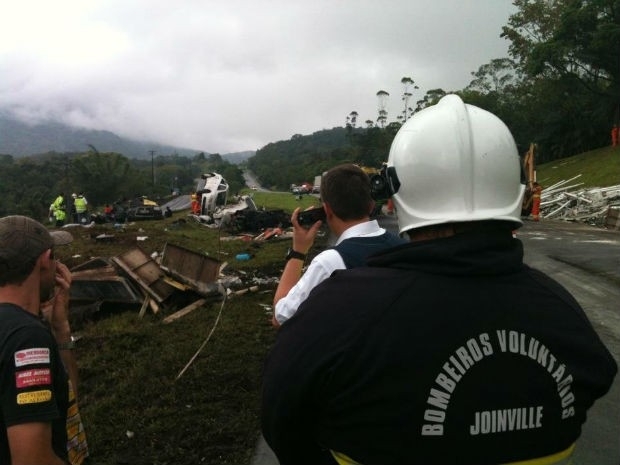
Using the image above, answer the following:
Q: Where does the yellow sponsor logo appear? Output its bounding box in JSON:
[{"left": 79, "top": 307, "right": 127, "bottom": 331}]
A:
[{"left": 17, "top": 390, "right": 52, "bottom": 404}]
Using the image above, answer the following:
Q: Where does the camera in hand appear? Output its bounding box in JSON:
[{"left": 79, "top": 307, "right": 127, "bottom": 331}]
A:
[
  {"left": 298, "top": 207, "right": 326, "bottom": 227},
  {"left": 369, "top": 164, "right": 401, "bottom": 201}
]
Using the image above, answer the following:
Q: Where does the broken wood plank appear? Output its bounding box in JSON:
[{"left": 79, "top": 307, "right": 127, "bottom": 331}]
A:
[
  {"left": 163, "top": 298, "right": 207, "bottom": 324},
  {"left": 231, "top": 285, "right": 259, "bottom": 296},
  {"left": 149, "top": 298, "right": 160, "bottom": 314},
  {"left": 162, "top": 276, "right": 190, "bottom": 291},
  {"left": 138, "top": 296, "right": 150, "bottom": 318},
  {"left": 71, "top": 267, "right": 120, "bottom": 280},
  {"left": 111, "top": 256, "right": 167, "bottom": 303}
]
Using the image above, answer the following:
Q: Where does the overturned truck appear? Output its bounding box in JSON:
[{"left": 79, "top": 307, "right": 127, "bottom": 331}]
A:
[{"left": 195, "top": 172, "right": 290, "bottom": 232}]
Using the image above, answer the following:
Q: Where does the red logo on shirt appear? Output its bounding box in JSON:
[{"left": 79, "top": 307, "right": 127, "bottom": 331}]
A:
[{"left": 15, "top": 368, "right": 52, "bottom": 388}]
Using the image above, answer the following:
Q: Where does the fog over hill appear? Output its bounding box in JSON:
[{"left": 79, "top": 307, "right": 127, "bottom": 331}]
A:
[{"left": 0, "top": 115, "right": 254, "bottom": 163}]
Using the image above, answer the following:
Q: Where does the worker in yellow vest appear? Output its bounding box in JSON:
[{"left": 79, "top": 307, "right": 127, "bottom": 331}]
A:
[
  {"left": 51, "top": 192, "right": 67, "bottom": 227},
  {"left": 74, "top": 192, "right": 88, "bottom": 224}
]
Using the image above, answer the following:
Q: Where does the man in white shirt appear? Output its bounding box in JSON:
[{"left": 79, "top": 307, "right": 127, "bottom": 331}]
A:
[{"left": 272, "top": 164, "right": 405, "bottom": 327}]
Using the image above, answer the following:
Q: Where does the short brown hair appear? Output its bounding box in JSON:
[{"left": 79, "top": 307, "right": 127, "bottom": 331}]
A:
[{"left": 321, "top": 164, "right": 373, "bottom": 221}]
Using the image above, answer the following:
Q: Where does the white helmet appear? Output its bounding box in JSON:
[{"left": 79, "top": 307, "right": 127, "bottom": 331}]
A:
[{"left": 387, "top": 94, "right": 525, "bottom": 234}]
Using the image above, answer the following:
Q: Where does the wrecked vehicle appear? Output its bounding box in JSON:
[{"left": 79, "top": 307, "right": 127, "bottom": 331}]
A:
[
  {"left": 126, "top": 197, "right": 164, "bottom": 221},
  {"left": 194, "top": 173, "right": 291, "bottom": 232},
  {"left": 196, "top": 172, "right": 229, "bottom": 216}
]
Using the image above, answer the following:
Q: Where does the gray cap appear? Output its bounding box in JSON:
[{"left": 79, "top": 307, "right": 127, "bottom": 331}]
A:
[{"left": 0, "top": 215, "right": 73, "bottom": 265}]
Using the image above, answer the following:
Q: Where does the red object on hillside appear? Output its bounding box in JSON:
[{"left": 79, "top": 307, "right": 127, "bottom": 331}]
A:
[
  {"left": 611, "top": 125, "right": 619, "bottom": 147},
  {"left": 531, "top": 182, "right": 542, "bottom": 221}
]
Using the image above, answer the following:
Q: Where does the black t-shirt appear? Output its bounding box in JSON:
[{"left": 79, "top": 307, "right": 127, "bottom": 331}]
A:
[
  {"left": 262, "top": 231, "right": 617, "bottom": 465},
  {"left": 0, "top": 303, "right": 69, "bottom": 463}
]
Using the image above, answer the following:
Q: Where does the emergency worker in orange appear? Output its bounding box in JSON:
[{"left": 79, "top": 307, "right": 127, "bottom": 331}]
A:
[
  {"left": 531, "top": 182, "right": 542, "bottom": 221},
  {"left": 190, "top": 192, "right": 200, "bottom": 215}
]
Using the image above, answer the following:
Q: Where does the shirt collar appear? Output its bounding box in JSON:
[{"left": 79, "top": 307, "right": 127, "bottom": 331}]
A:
[{"left": 335, "top": 220, "right": 383, "bottom": 245}]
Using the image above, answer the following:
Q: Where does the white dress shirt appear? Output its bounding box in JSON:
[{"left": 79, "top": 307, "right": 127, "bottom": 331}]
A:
[{"left": 274, "top": 220, "right": 386, "bottom": 325}]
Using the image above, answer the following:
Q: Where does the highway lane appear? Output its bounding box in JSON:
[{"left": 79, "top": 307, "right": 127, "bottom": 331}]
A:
[
  {"left": 518, "top": 219, "right": 620, "bottom": 464},
  {"left": 243, "top": 170, "right": 271, "bottom": 192}
]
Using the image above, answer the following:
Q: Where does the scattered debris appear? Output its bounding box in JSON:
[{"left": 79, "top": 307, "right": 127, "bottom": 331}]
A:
[
  {"left": 190, "top": 195, "right": 291, "bottom": 233},
  {"left": 70, "top": 258, "right": 143, "bottom": 306},
  {"left": 159, "top": 243, "right": 223, "bottom": 297},
  {"left": 112, "top": 247, "right": 178, "bottom": 305},
  {"left": 606, "top": 205, "right": 620, "bottom": 230},
  {"left": 68, "top": 239, "right": 280, "bottom": 327},
  {"left": 163, "top": 298, "right": 208, "bottom": 324},
  {"left": 537, "top": 176, "right": 620, "bottom": 227},
  {"left": 94, "top": 233, "right": 115, "bottom": 242},
  {"left": 125, "top": 197, "right": 164, "bottom": 221},
  {"left": 228, "top": 285, "right": 259, "bottom": 296}
]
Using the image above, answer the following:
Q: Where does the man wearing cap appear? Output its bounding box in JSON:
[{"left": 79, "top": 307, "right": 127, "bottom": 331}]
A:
[{"left": 0, "top": 215, "right": 88, "bottom": 465}]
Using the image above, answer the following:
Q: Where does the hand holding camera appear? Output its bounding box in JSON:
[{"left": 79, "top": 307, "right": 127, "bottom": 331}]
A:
[
  {"left": 290, "top": 206, "right": 325, "bottom": 256},
  {"left": 297, "top": 206, "right": 326, "bottom": 227}
]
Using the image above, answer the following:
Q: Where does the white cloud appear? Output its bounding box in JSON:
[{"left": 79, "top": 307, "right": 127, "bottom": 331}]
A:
[{"left": 0, "top": 0, "right": 516, "bottom": 153}]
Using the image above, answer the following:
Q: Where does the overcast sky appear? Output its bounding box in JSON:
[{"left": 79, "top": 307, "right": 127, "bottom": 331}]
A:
[{"left": 0, "top": 0, "right": 516, "bottom": 154}]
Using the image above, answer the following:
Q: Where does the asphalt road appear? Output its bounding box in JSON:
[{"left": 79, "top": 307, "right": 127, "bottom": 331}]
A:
[
  {"left": 243, "top": 170, "right": 270, "bottom": 192},
  {"left": 518, "top": 219, "right": 620, "bottom": 464}
]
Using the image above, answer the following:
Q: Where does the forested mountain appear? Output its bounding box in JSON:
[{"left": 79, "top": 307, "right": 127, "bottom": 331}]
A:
[
  {"left": 222, "top": 151, "right": 256, "bottom": 164},
  {"left": 247, "top": 125, "right": 400, "bottom": 189},
  {"left": 0, "top": 115, "right": 204, "bottom": 159}
]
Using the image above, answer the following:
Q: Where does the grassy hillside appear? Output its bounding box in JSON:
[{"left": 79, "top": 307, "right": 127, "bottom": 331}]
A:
[
  {"left": 59, "top": 204, "right": 331, "bottom": 465},
  {"left": 536, "top": 145, "right": 620, "bottom": 189}
]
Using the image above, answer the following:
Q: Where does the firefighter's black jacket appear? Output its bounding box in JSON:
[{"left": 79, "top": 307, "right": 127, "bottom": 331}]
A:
[{"left": 261, "top": 228, "right": 617, "bottom": 465}]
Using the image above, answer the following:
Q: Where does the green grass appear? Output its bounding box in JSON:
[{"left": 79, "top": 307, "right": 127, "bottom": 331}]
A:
[
  {"left": 76, "top": 296, "right": 276, "bottom": 465},
  {"left": 536, "top": 145, "right": 620, "bottom": 189}
]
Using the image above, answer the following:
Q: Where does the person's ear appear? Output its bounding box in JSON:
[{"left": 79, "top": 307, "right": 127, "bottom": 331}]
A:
[
  {"left": 39, "top": 248, "right": 54, "bottom": 269},
  {"left": 368, "top": 200, "right": 376, "bottom": 216},
  {"left": 322, "top": 202, "right": 333, "bottom": 219}
]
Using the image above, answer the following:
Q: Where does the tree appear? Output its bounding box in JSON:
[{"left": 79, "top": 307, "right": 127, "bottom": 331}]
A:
[
  {"left": 376, "top": 90, "right": 390, "bottom": 128},
  {"left": 416, "top": 88, "right": 447, "bottom": 112},
  {"left": 466, "top": 58, "right": 521, "bottom": 95},
  {"left": 208, "top": 153, "right": 223, "bottom": 164},
  {"left": 377, "top": 109, "right": 388, "bottom": 129},
  {"left": 501, "top": 0, "right": 620, "bottom": 116},
  {"left": 349, "top": 111, "right": 359, "bottom": 128},
  {"left": 71, "top": 152, "right": 136, "bottom": 205},
  {"left": 498, "top": 0, "right": 618, "bottom": 157},
  {"left": 400, "top": 77, "right": 419, "bottom": 121}
]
